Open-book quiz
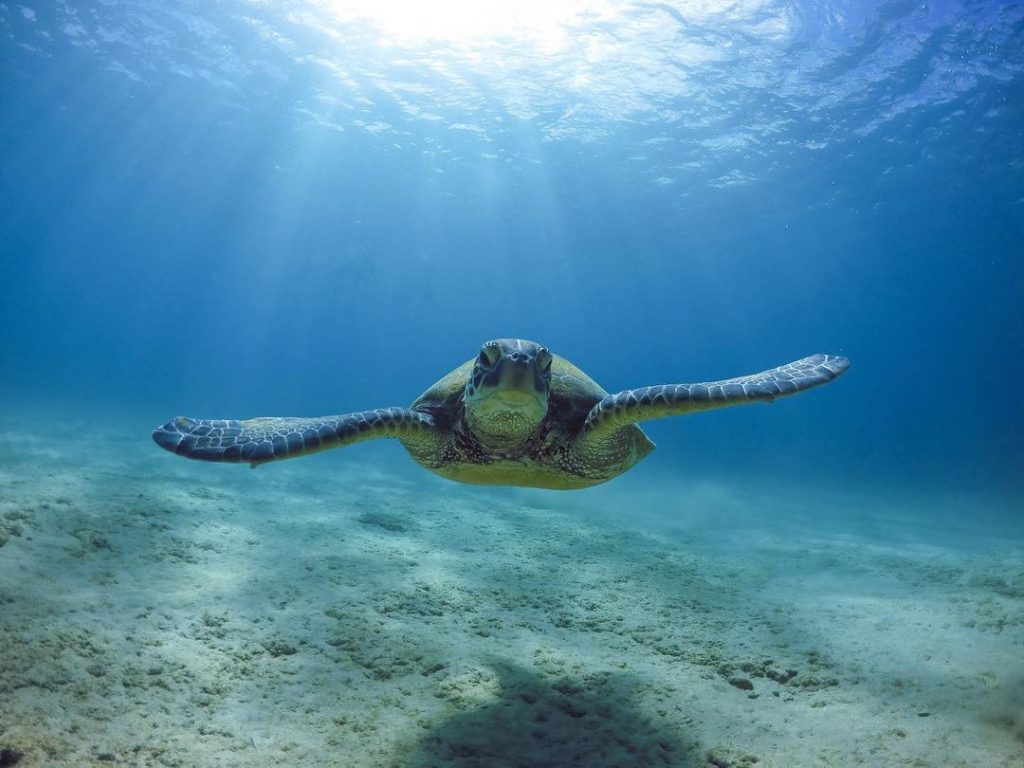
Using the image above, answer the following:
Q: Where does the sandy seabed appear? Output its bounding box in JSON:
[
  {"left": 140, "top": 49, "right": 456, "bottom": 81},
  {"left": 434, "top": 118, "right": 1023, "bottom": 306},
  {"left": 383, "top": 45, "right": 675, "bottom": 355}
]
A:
[{"left": 0, "top": 413, "right": 1022, "bottom": 767}]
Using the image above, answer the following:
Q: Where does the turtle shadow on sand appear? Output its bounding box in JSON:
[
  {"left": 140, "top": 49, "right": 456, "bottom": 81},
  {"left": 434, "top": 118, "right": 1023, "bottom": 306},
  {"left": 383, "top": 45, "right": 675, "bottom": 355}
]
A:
[{"left": 395, "top": 660, "right": 700, "bottom": 767}]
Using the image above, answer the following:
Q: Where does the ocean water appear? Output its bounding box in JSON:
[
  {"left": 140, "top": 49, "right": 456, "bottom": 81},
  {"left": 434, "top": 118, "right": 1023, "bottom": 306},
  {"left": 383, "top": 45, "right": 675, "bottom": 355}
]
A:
[{"left": 1, "top": 1, "right": 1022, "bottom": 766}]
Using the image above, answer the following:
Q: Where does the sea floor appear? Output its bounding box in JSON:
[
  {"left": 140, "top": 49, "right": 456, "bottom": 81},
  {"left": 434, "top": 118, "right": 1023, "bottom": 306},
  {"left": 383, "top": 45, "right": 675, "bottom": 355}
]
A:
[{"left": 0, "top": 411, "right": 1022, "bottom": 767}]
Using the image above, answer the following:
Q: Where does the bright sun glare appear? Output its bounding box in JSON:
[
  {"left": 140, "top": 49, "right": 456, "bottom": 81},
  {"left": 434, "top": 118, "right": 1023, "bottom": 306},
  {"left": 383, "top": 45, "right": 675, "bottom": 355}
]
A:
[{"left": 319, "top": 0, "right": 600, "bottom": 47}]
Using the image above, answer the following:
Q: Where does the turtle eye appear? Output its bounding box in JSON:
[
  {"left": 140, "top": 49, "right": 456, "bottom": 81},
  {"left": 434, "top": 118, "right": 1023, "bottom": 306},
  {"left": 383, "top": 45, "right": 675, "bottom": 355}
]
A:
[
  {"left": 479, "top": 346, "right": 498, "bottom": 367},
  {"left": 538, "top": 349, "right": 552, "bottom": 371}
]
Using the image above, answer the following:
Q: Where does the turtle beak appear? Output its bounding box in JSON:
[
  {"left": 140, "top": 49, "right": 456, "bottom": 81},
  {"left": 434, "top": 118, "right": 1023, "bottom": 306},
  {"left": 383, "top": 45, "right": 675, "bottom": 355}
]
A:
[
  {"left": 493, "top": 357, "right": 546, "bottom": 407},
  {"left": 500, "top": 357, "right": 530, "bottom": 387}
]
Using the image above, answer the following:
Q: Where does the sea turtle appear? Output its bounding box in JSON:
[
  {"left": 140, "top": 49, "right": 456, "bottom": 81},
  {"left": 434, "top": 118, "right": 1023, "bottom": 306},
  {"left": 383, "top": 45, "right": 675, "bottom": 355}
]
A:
[{"left": 153, "top": 339, "right": 849, "bottom": 490}]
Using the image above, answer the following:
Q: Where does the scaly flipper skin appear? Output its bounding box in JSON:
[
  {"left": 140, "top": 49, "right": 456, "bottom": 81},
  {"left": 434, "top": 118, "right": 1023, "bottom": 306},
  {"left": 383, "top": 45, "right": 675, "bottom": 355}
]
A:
[
  {"left": 583, "top": 354, "right": 849, "bottom": 435},
  {"left": 152, "top": 408, "right": 437, "bottom": 468},
  {"left": 573, "top": 354, "right": 849, "bottom": 474}
]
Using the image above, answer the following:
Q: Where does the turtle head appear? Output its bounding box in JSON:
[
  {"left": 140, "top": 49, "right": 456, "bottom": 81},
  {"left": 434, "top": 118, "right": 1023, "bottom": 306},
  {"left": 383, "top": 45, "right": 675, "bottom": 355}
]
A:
[{"left": 464, "top": 339, "right": 553, "bottom": 449}]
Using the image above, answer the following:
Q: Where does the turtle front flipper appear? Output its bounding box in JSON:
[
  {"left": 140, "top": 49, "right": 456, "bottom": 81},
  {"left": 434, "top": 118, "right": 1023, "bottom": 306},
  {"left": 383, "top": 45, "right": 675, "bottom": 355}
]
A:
[
  {"left": 583, "top": 354, "right": 849, "bottom": 434},
  {"left": 574, "top": 354, "right": 849, "bottom": 471},
  {"left": 152, "top": 408, "right": 437, "bottom": 468}
]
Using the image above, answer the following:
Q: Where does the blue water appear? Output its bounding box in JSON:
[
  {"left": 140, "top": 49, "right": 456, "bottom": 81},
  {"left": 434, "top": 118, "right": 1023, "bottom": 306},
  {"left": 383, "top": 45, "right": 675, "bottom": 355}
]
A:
[
  {"left": 1, "top": 4, "right": 1023, "bottom": 765},
  {"left": 1, "top": 1, "right": 1022, "bottom": 495}
]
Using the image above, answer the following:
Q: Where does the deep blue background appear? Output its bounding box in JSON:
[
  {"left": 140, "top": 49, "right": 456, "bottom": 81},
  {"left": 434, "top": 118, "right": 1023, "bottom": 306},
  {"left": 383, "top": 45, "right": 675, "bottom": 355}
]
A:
[{"left": 1, "top": 1, "right": 1021, "bottom": 497}]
